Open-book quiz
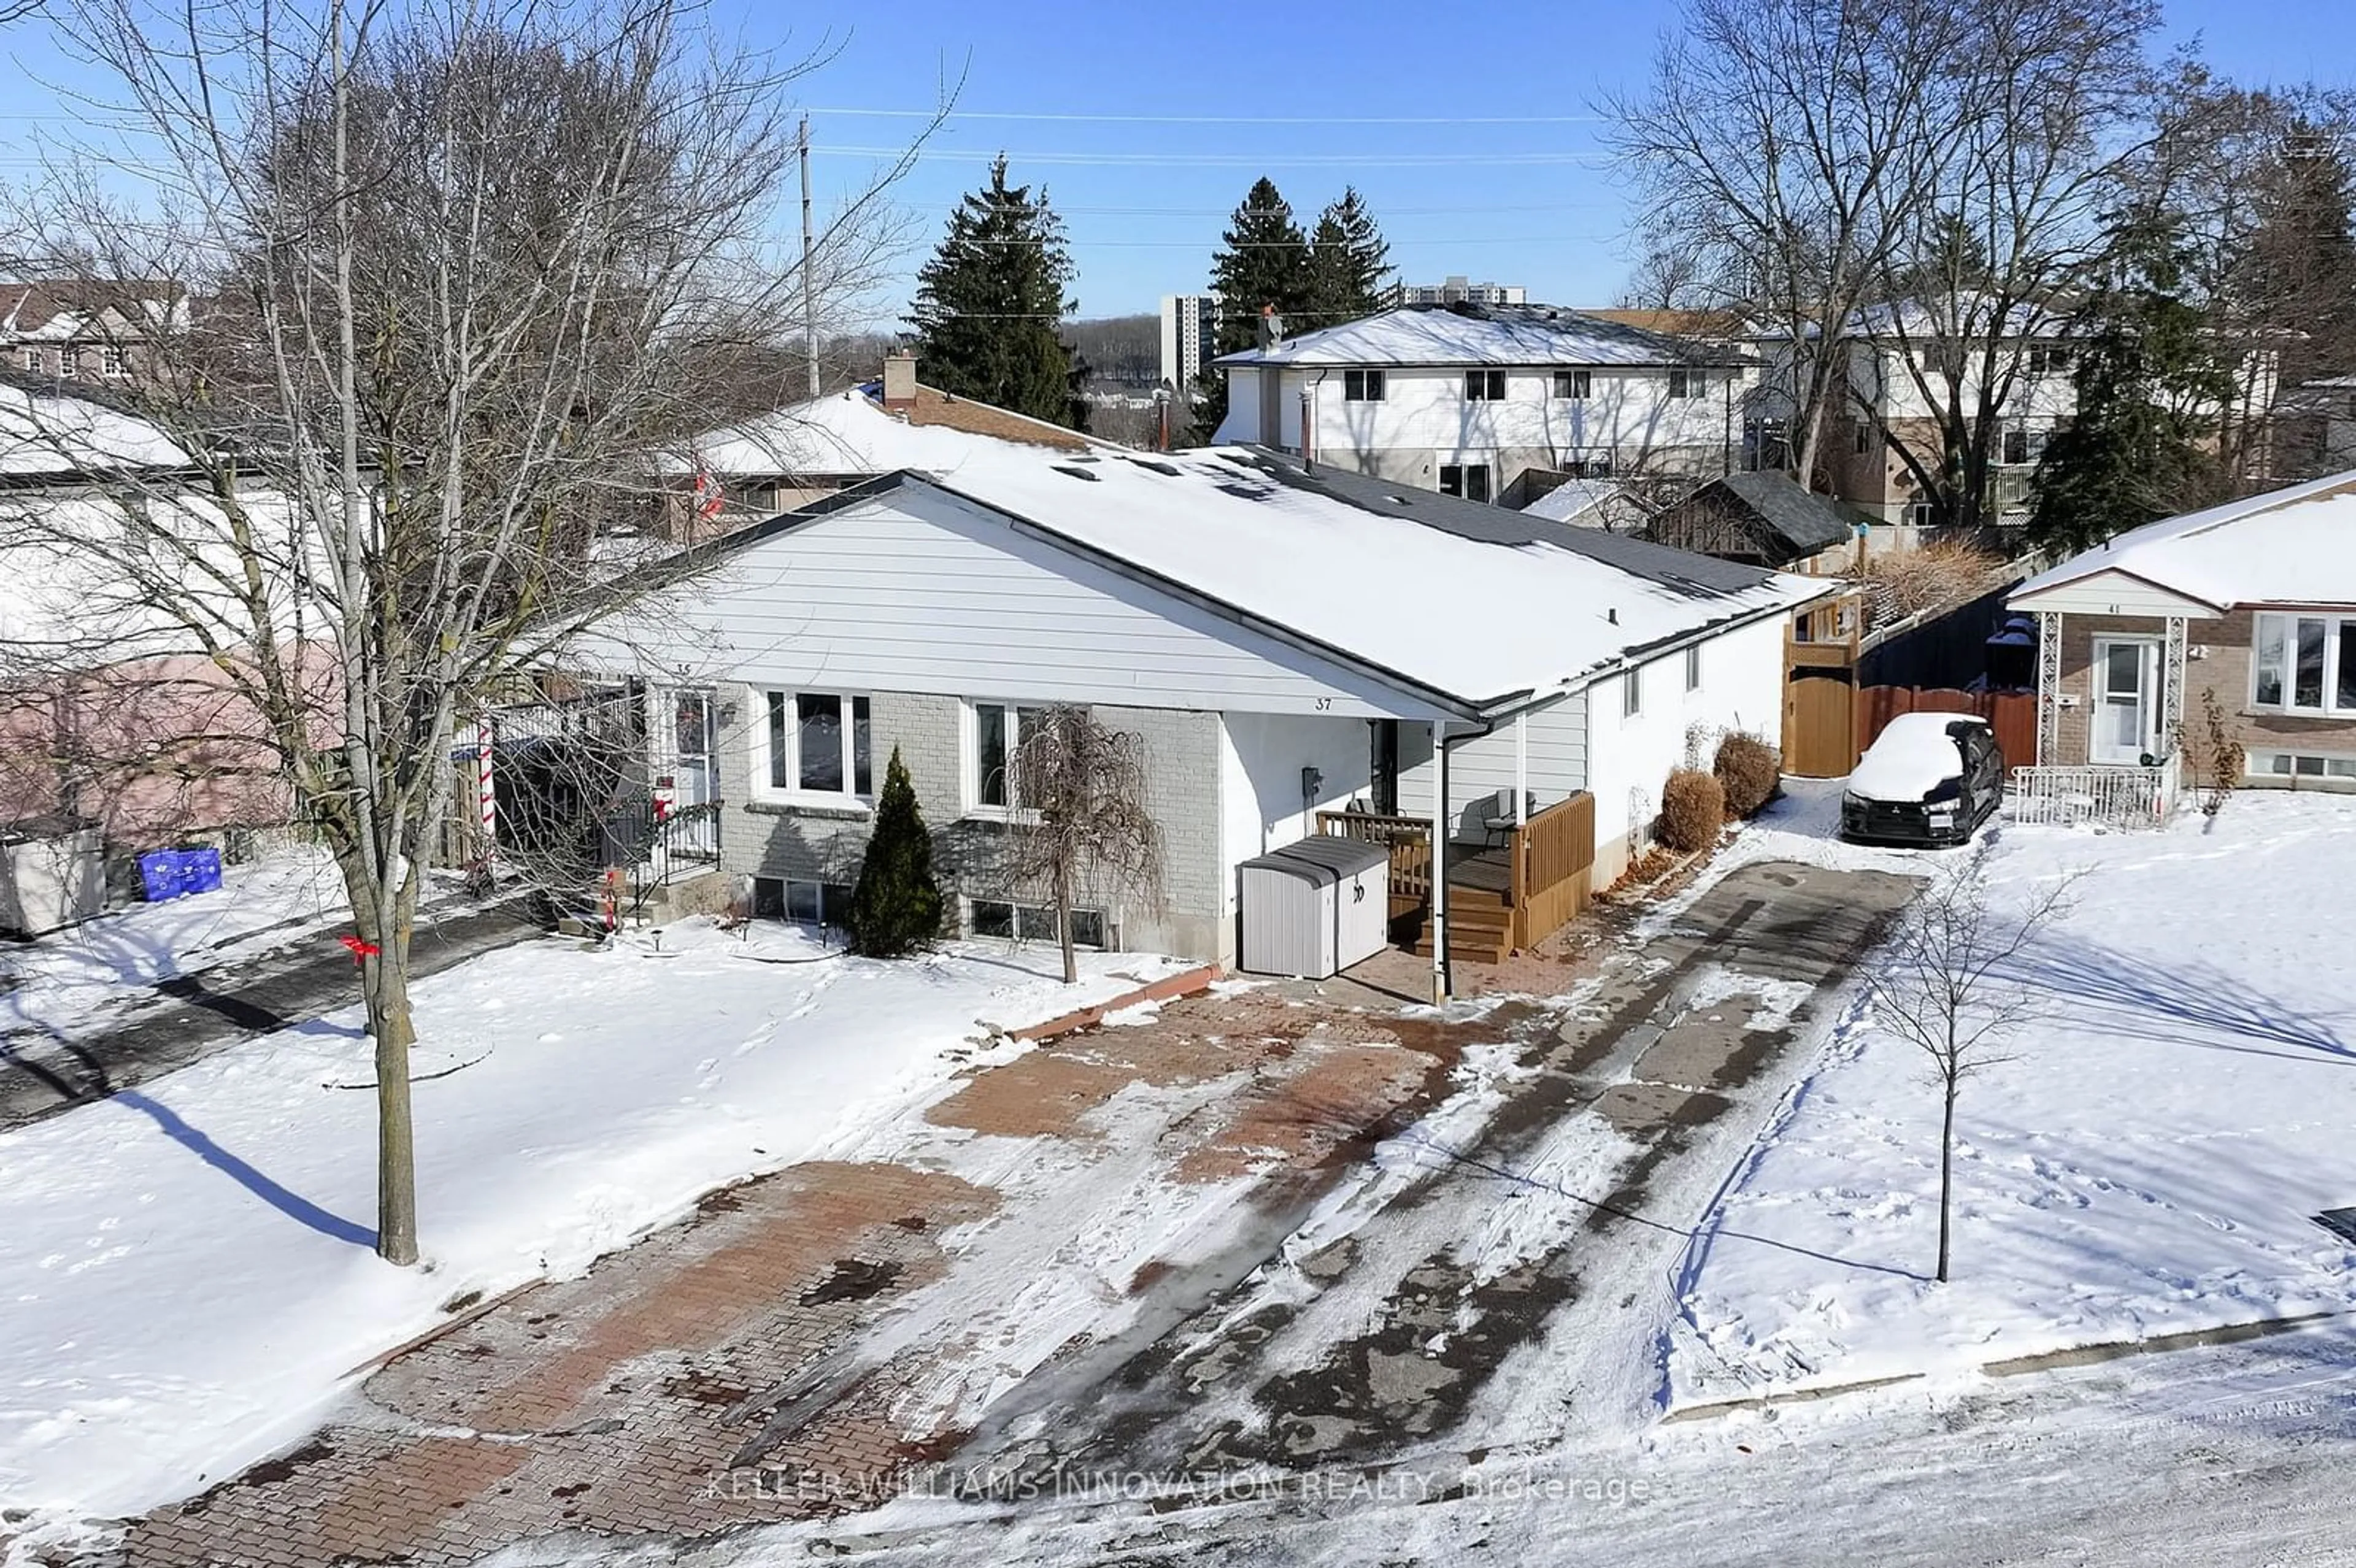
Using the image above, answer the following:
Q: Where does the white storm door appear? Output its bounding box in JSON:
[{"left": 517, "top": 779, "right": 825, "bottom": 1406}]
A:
[{"left": 2090, "top": 638, "right": 2157, "bottom": 764}]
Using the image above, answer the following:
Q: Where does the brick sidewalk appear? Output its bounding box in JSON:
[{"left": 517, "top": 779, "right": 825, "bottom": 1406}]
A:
[{"left": 119, "top": 985, "right": 1480, "bottom": 1568}]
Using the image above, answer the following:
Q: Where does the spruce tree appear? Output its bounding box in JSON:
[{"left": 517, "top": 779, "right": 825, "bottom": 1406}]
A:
[
  {"left": 1304, "top": 186, "right": 1393, "bottom": 327},
  {"left": 2028, "top": 218, "right": 2233, "bottom": 554},
  {"left": 1199, "top": 177, "right": 1313, "bottom": 435},
  {"left": 847, "top": 748, "right": 945, "bottom": 958},
  {"left": 905, "top": 156, "right": 1081, "bottom": 426}
]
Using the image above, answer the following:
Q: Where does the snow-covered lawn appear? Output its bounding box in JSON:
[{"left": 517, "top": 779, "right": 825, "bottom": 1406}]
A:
[
  {"left": 0, "top": 846, "right": 351, "bottom": 1040},
  {"left": 0, "top": 917, "right": 1184, "bottom": 1527},
  {"left": 1671, "top": 786, "right": 2356, "bottom": 1405}
]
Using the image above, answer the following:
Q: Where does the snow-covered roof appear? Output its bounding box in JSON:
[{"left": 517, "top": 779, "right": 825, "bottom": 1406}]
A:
[
  {"left": 1214, "top": 302, "right": 1746, "bottom": 370},
  {"left": 0, "top": 381, "right": 191, "bottom": 476},
  {"left": 1519, "top": 478, "right": 1626, "bottom": 525},
  {"left": 671, "top": 386, "right": 1101, "bottom": 478},
  {"left": 749, "top": 445, "right": 1829, "bottom": 712},
  {"left": 2013, "top": 469, "right": 2356, "bottom": 612}
]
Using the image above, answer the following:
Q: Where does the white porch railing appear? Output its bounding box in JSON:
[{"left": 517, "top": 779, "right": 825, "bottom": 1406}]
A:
[{"left": 2007, "top": 761, "right": 2179, "bottom": 829}]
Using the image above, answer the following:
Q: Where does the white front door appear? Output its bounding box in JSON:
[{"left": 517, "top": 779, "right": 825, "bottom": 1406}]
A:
[{"left": 2090, "top": 638, "right": 2158, "bottom": 764}]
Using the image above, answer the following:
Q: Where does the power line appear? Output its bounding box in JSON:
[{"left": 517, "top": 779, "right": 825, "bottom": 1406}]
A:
[
  {"left": 810, "top": 107, "right": 1607, "bottom": 126},
  {"left": 814, "top": 145, "right": 1612, "bottom": 169}
]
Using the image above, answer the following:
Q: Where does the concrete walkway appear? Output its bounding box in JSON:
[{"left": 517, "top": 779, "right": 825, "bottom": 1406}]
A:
[{"left": 0, "top": 898, "right": 542, "bottom": 1134}]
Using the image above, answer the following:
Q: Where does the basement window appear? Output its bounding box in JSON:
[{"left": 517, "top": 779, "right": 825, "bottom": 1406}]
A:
[{"left": 968, "top": 899, "right": 1107, "bottom": 948}]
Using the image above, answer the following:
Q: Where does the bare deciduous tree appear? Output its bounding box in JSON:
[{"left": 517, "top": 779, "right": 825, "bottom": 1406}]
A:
[
  {"left": 0, "top": 0, "right": 921, "bottom": 1264},
  {"left": 1871, "top": 853, "right": 2082, "bottom": 1283},
  {"left": 1603, "top": 0, "right": 1968, "bottom": 491},
  {"left": 1004, "top": 705, "right": 1163, "bottom": 985}
]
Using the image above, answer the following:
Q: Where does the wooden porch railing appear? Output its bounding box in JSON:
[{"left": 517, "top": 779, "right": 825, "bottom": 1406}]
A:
[
  {"left": 1315, "top": 810, "right": 1432, "bottom": 904},
  {"left": 1512, "top": 791, "right": 1595, "bottom": 947},
  {"left": 1317, "top": 789, "right": 1596, "bottom": 952}
]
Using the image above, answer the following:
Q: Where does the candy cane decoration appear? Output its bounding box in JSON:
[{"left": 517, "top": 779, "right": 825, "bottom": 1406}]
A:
[{"left": 476, "top": 718, "right": 496, "bottom": 859}]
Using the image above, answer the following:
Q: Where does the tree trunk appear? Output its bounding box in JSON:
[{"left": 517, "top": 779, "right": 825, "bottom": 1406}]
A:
[
  {"left": 1936, "top": 1072, "right": 1957, "bottom": 1283},
  {"left": 1055, "top": 863, "right": 1077, "bottom": 985},
  {"left": 339, "top": 846, "right": 422, "bottom": 1266},
  {"left": 368, "top": 945, "right": 419, "bottom": 1265}
]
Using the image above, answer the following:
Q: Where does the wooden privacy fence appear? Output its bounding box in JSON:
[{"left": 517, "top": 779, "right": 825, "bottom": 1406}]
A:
[
  {"left": 1316, "top": 809, "right": 1433, "bottom": 911},
  {"left": 1856, "top": 687, "right": 2038, "bottom": 771}
]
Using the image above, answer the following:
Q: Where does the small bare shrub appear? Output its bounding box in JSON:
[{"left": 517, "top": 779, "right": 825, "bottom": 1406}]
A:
[
  {"left": 2181, "top": 686, "right": 2242, "bottom": 818},
  {"left": 1658, "top": 768, "right": 1726, "bottom": 851},
  {"left": 1713, "top": 732, "right": 1782, "bottom": 818}
]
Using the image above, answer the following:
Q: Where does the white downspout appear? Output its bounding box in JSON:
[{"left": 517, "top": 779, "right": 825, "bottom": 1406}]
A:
[{"left": 1431, "top": 719, "right": 1449, "bottom": 1004}]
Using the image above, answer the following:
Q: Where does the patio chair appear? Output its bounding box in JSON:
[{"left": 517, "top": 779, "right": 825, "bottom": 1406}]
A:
[{"left": 1479, "top": 788, "right": 1538, "bottom": 846}]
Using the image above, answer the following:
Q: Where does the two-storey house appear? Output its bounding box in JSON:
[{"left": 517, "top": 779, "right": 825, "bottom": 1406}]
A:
[{"left": 1210, "top": 302, "right": 1751, "bottom": 507}]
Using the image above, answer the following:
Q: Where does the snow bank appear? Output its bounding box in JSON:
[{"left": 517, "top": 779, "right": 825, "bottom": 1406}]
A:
[
  {"left": 0, "top": 918, "right": 1182, "bottom": 1522},
  {"left": 1668, "top": 792, "right": 2356, "bottom": 1405}
]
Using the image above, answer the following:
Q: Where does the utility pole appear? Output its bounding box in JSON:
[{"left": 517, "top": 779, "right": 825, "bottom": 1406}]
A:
[{"left": 800, "top": 115, "right": 819, "bottom": 398}]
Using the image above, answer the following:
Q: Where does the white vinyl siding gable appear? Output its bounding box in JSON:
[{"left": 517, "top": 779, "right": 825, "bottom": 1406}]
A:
[
  {"left": 1396, "top": 693, "right": 1588, "bottom": 843},
  {"left": 609, "top": 488, "right": 1455, "bottom": 721}
]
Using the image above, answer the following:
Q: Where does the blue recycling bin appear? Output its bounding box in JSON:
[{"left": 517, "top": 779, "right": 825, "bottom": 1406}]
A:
[
  {"left": 178, "top": 847, "right": 223, "bottom": 895},
  {"left": 137, "top": 850, "right": 186, "bottom": 902}
]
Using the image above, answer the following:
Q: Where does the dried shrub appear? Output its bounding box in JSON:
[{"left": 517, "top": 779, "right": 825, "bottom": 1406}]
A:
[
  {"left": 1858, "top": 537, "right": 2008, "bottom": 626},
  {"left": 1713, "top": 732, "right": 1782, "bottom": 818},
  {"left": 1658, "top": 767, "right": 1726, "bottom": 852},
  {"left": 2183, "top": 685, "right": 2243, "bottom": 818}
]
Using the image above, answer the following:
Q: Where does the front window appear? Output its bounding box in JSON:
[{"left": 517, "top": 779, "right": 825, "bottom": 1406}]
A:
[
  {"left": 972, "top": 701, "right": 1047, "bottom": 809},
  {"left": 1553, "top": 369, "right": 1590, "bottom": 400},
  {"left": 1623, "top": 664, "right": 1643, "bottom": 718},
  {"left": 1438, "top": 463, "right": 1492, "bottom": 503},
  {"left": 2252, "top": 613, "right": 2356, "bottom": 713},
  {"left": 1668, "top": 369, "right": 1706, "bottom": 399},
  {"left": 758, "top": 690, "right": 872, "bottom": 800},
  {"left": 1685, "top": 644, "right": 1702, "bottom": 691},
  {"left": 1464, "top": 369, "right": 1506, "bottom": 401},
  {"left": 1343, "top": 368, "right": 1385, "bottom": 402},
  {"left": 100, "top": 344, "right": 126, "bottom": 377}
]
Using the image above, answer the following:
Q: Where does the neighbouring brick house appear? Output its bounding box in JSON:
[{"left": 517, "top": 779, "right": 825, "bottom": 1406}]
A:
[
  {"left": 2009, "top": 469, "right": 2356, "bottom": 806},
  {"left": 1, "top": 279, "right": 188, "bottom": 387}
]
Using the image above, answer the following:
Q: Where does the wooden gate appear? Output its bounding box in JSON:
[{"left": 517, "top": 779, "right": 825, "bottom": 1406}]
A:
[{"left": 1784, "top": 666, "right": 1858, "bottom": 778}]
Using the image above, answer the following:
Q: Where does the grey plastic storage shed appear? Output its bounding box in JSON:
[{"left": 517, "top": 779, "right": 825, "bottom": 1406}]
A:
[
  {"left": 0, "top": 818, "right": 105, "bottom": 937},
  {"left": 1238, "top": 836, "right": 1390, "bottom": 979}
]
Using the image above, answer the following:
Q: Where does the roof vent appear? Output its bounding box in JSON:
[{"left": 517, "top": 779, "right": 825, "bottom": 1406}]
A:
[
  {"left": 1123, "top": 457, "right": 1181, "bottom": 477},
  {"left": 1050, "top": 464, "right": 1101, "bottom": 482},
  {"left": 1607, "top": 607, "right": 1619, "bottom": 625}
]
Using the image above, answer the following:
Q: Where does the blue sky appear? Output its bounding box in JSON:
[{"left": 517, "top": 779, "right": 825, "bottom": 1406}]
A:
[{"left": 6, "top": 0, "right": 2355, "bottom": 321}]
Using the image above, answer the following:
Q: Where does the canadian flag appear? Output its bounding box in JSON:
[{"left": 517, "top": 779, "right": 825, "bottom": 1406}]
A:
[{"left": 691, "top": 468, "right": 725, "bottom": 522}]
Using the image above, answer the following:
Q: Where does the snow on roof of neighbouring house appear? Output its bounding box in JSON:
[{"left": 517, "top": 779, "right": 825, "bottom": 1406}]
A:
[
  {"left": 744, "top": 444, "right": 1830, "bottom": 710},
  {"left": 1848, "top": 711, "right": 1983, "bottom": 801},
  {"left": 1212, "top": 302, "right": 1748, "bottom": 370},
  {"left": 671, "top": 385, "right": 1098, "bottom": 478},
  {"left": 1519, "top": 478, "right": 1628, "bottom": 525},
  {"left": 0, "top": 379, "right": 191, "bottom": 476},
  {"left": 2014, "top": 469, "right": 2356, "bottom": 611}
]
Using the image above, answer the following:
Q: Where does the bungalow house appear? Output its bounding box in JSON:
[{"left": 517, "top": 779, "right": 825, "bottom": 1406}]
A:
[
  {"left": 583, "top": 442, "right": 1833, "bottom": 985},
  {"left": 2008, "top": 469, "right": 2356, "bottom": 816},
  {"left": 1209, "top": 301, "right": 1752, "bottom": 506},
  {"left": 0, "top": 376, "right": 307, "bottom": 847}
]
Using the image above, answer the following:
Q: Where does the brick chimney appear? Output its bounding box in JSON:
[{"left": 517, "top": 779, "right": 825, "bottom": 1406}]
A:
[{"left": 881, "top": 351, "right": 917, "bottom": 410}]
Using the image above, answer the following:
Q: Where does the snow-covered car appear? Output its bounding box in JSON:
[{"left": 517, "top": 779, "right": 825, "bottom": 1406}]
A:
[{"left": 1841, "top": 713, "right": 2004, "bottom": 846}]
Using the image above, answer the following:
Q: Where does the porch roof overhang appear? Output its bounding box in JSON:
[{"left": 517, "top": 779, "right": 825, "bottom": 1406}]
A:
[{"left": 2008, "top": 566, "right": 2226, "bottom": 620}]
